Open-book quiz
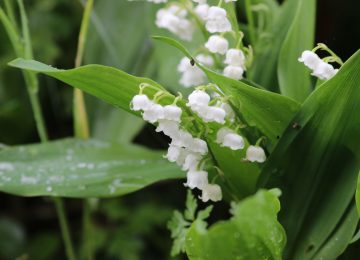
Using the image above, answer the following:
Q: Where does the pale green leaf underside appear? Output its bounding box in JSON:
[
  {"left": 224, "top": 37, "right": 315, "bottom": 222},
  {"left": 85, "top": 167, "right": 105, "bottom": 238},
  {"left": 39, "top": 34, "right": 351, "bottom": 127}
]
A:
[{"left": 0, "top": 139, "right": 183, "bottom": 198}]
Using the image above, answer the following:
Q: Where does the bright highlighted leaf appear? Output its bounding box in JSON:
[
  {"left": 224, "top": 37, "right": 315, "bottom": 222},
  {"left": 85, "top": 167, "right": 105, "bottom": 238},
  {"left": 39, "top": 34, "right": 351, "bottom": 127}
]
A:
[
  {"left": 259, "top": 50, "right": 360, "bottom": 259},
  {"left": 185, "top": 189, "right": 286, "bottom": 260},
  {"left": 0, "top": 139, "right": 183, "bottom": 198},
  {"left": 278, "top": 0, "right": 316, "bottom": 101}
]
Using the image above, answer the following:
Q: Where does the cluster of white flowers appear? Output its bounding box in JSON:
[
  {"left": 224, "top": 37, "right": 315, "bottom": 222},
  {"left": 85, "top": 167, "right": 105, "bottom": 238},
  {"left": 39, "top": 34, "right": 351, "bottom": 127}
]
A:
[
  {"left": 130, "top": 90, "right": 222, "bottom": 202},
  {"left": 130, "top": 84, "right": 268, "bottom": 202},
  {"left": 149, "top": 0, "right": 247, "bottom": 86},
  {"left": 155, "top": 5, "right": 194, "bottom": 41},
  {"left": 298, "top": 50, "right": 338, "bottom": 80},
  {"left": 186, "top": 89, "right": 266, "bottom": 161},
  {"left": 187, "top": 89, "right": 228, "bottom": 124}
]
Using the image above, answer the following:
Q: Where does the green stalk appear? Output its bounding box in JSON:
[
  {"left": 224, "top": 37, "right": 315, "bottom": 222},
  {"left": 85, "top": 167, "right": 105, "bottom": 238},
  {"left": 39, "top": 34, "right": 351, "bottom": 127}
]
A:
[
  {"left": 73, "top": 0, "right": 93, "bottom": 139},
  {"left": 54, "top": 198, "right": 77, "bottom": 260},
  {"left": 0, "top": 8, "right": 22, "bottom": 55},
  {"left": 81, "top": 200, "right": 94, "bottom": 260},
  {"left": 4, "top": 0, "right": 16, "bottom": 26},
  {"left": 244, "top": 0, "right": 256, "bottom": 45},
  {"left": 74, "top": 1, "right": 94, "bottom": 259}
]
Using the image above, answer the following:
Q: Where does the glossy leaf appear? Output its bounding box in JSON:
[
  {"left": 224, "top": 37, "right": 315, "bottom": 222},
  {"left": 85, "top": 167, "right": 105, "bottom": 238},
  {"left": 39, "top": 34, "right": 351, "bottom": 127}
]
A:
[
  {"left": 185, "top": 189, "right": 286, "bottom": 260},
  {"left": 259, "top": 50, "right": 360, "bottom": 259},
  {"left": 278, "top": 0, "right": 316, "bottom": 101},
  {"left": 153, "top": 36, "right": 301, "bottom": 145},
  {"left": 0, "top": 138, "right": 183, "bottom": 198},
  {"left": 8, "top": 58, "right": 169, "bottom": 116}
]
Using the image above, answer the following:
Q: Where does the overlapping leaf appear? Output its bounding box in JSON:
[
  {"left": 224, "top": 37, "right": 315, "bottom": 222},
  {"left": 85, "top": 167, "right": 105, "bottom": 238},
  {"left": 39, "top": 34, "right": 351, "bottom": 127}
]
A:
[
  {"left": 0, "top": 138, "right": 183, "bottom": 198},
  {"left": 259, "top": 50, "right": 360, "bottom": 259}
]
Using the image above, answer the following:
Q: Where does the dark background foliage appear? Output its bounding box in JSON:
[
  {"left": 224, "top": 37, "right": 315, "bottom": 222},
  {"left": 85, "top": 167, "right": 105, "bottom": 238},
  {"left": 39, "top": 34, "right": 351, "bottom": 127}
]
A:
[{"left": 0, "top": 0, "right": 359, "bottom": 259}]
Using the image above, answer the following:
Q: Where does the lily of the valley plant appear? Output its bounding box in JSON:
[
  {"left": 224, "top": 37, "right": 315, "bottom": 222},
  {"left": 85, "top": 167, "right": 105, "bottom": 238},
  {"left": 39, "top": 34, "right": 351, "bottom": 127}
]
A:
[{"left": 0, "top": 0, "right": 359, "bottom": 259}]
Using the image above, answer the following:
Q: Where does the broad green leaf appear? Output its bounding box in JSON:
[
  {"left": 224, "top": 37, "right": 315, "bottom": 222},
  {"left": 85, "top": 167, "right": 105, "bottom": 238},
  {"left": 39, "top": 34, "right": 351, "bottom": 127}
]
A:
[
  {"left": 185, "top": 189, "right": 286, "bottom": 260},
  {"left": 250, "top": 0, "right": 302, "bottom": 91},
  {"left": 0, "top": 138, "right": 183, "bottom": 198},
  {"left": 153, "top": 36, "right": 301, "bottom": 145},
  {"left": 8, "top": 58, "right": 170, "bottom": 115},
  {"left": 277, "top": 0, "right": 315, "bottom": 101},
  {"left": 259, "top": 50, "right": 360, "bottom": 259}
]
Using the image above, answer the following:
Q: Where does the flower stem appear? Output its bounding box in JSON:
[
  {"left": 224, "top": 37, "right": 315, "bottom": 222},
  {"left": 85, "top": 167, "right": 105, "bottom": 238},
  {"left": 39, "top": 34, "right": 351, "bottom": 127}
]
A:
[
  {"left": 54, "top": 198, "right": 77, "bottom": 260},
  {"left": 74, "top": 1, "right": 94, "bottom": 259},
  {"left": 244, "top": 0, "right": 256, "bottom": 45}
]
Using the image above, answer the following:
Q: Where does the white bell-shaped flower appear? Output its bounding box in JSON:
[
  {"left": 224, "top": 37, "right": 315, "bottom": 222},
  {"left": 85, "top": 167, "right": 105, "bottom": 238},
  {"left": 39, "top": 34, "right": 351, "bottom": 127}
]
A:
[
  {"left": 216, "top": 127, "right": 244, "bottom": 150},
  {"left": 298, "top": 50, "right": 322, "bottom": 70},
  {"left": 205, "top": 35, "right": 229, "bottom": 55},
  {"left": 187, "top": 90, "right": 210, "bottom": 111},
  {"left": 216, "top": 127, "right": 233, "bottom": 143},
  {"left": 171, "top": 129, "right": 193, "bottom": 148},
  {"left": 205, "top": 7, "right": 232, "bottom": 33},
  {"left": 165, "top": 144, "right": 182, "bottom": 162},
  {"left": 195, "top": 4, "right": 209, "bottom": 21},
  {"left": 223, "top": 133, "right": 244, "bottom": 150},
  {"left": 189, "top": 138, "right": 208, "bottom": 155},
  {"left": 223, "top": 65, "right": 244, "bottom": 80},
  {"left": 130, "top": 94, "right": 153, "bottom": 111},
  {"left": 311, "top": 62, "right": 338, "bottom": 80},
  {"left": 246, "top": 145, "right": 266, "bottom": 163},
  {"left": 156, "top": 119, "right": 179, "bottom": 137},
  {"left": 200, "top": 106, "right": 226, "bottom": 124},
  {"left": 166, "top": 144, "right": 188, "bottom": 166},
  {"left": 163, "top": 105, "right": 182, "bottom": 122},
  {"left": 142, "top": 103, "right": 164, "bottom": 123},
  {"left": 182, "top": 153, "right": 202, "bottom": 171},
  {"left": 225, "top": 0, "right": 237, "bottom": 2},
  {"left": 200, "top": 184, "right": 222, "bottom": 202},
  {"left": 184, "top": 170, "right": 208, "bottom": 190},
  {"left": 224, "top": 49, "right": 246, "bottom": 67}
]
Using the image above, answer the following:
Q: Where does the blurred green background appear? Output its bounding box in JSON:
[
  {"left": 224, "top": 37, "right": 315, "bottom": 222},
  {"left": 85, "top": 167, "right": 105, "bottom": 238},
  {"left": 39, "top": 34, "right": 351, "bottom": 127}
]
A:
[{"left": 0, "top": 0, "right": 359, "bottom": 259}]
